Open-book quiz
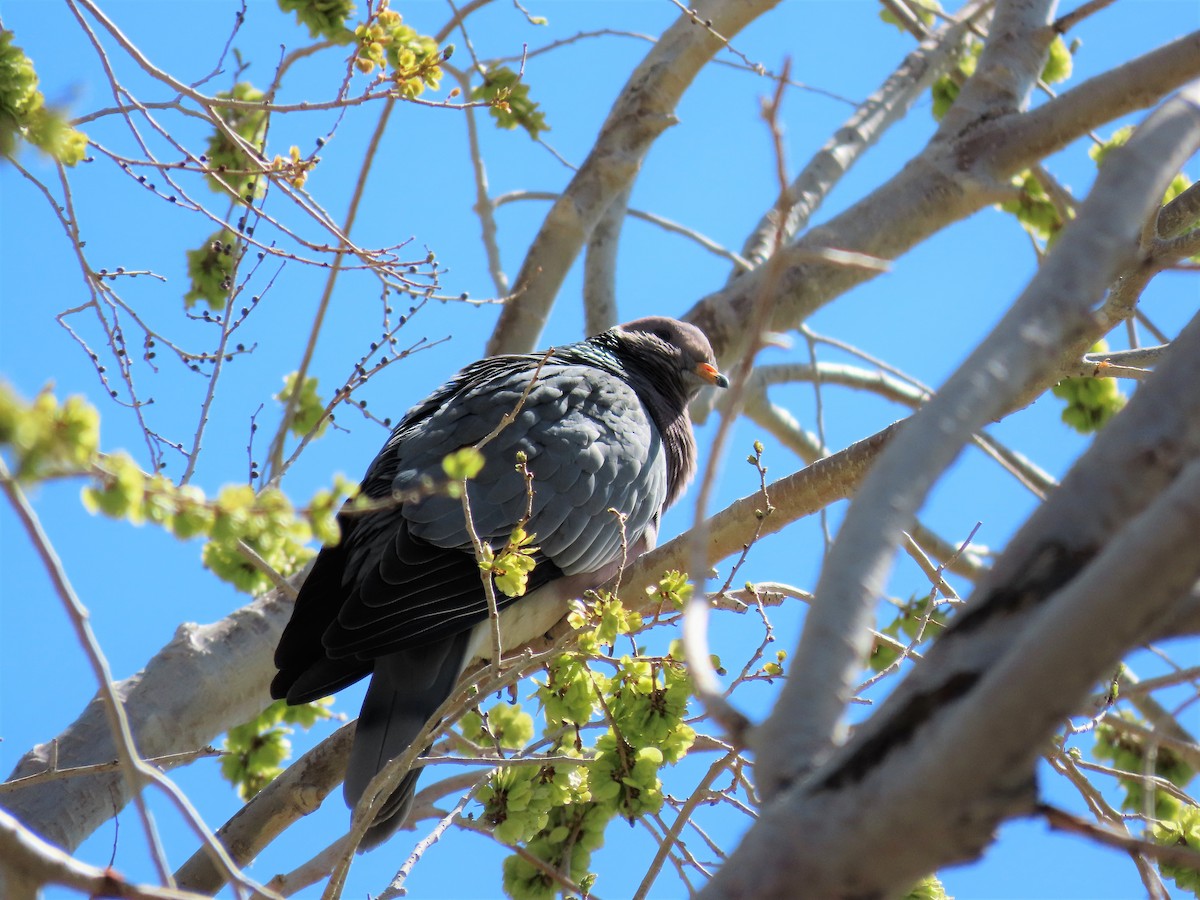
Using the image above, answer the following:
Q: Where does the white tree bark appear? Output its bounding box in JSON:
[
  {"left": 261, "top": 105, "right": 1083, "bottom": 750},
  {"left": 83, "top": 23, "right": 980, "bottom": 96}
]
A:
[
  {"left": 486, "top": 0, "right": 782, "bottom": 354},
  {"left": 1, "top": 590, "right": 290, "bottom": 852},
  {"left": 753, "top": 78, "right": 1200, "bottom": 799},
  {"left": 688, "top": 28, "right": 1200, "bottom": 371},
  {"left": 699, "top": 83, "right": 1200, "bottom": 897}
]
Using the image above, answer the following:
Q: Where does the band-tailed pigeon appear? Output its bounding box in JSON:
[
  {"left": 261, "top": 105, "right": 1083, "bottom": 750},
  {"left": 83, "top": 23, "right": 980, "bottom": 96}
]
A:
[{"left": 271, "top": 316, "right": 727, "bottom": 848}]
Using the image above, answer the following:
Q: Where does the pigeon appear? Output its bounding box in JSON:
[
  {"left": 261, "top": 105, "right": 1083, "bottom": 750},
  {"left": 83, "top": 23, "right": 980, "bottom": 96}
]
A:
[{"left": 271, "top": 316, "right": 727, "bottom": 848}]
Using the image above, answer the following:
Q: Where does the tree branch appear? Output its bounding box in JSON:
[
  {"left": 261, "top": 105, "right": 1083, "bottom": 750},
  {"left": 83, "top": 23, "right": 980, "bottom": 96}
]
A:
[
  {"left": 486, "top": 0, "right": 780, "bottom": 354},
  {"left": 958, "top": 30, "right": 1200, "bottom": 175},
  {"left": 698, "top": 304, "right": 1200, "bottom": 897},
  {"left": 583, "top": 184, "right": 629, "bottom": 333},
  {"left": 0, "top": 809, "right": 214, "bottom": 900},
  {"left": 1, "top": 587, "right": 294, "bottom": 852},
  {"left": 734, "top": 0, "right": 992, "bottom": 274},
  {"left": 751, "top": 79, "right": 1200, "bottom": 800}
]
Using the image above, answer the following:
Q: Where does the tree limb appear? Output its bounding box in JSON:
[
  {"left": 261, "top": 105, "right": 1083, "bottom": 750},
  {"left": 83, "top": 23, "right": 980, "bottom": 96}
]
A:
[
  {"left": 752, "top": 78, "right": 1200, "bottom": 800},
  {"left": 486, "top": 0, "right": 780, "bottom": 355},
  {"left": 698, "top": 302, "right": 1200, "bottom": 897}
]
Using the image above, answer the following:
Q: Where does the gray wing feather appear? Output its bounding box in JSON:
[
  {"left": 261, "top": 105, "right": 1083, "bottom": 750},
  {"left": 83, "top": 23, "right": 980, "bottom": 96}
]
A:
[{"left": 398, "top": 363, "right": 667, "bottom": 578}]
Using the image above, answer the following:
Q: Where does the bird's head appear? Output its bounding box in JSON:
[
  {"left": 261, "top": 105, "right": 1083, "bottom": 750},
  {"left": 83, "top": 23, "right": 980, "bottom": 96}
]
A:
[{"left": 612, "top": 316, "right": 729, "bottom": 400}]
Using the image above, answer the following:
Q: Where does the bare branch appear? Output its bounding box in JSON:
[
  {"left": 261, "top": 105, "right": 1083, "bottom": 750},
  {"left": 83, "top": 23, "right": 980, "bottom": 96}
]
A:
[
  {"left": 958, "top": 30, "right": 1200, "bottom": 176},
  {"left": 0, "top": 809, "right": 212, "bottom": 900},
  {"left": 486, "top": 0, "right": 778, "bottom": 354},
  {"left": 583, "top": 185, "right": 629, "bottom": 334},
  {"left": 701, "top": 352, "right": 1200, "bottom": 897},
  {"left": 735, "top": 0, "right": 993, "bottom": 273},
  {"left": 752, "top": 80, "right": 1200, "bottom": 800}
]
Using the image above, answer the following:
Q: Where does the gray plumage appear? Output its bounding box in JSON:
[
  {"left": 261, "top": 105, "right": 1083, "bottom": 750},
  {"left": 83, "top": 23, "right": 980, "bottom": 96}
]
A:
[{"left": 271, "top": 316, "right": 726, "bottom": 848}]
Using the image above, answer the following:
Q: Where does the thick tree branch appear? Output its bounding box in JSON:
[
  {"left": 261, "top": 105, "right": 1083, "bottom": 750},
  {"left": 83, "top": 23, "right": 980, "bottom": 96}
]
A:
[
  {"left": 1, "top": 588, "right": 293, "bottom": 852},
  {"left": 734, "top": 0, "right": 993, "bottom": 274},
  {"left": 486, "top": 0, "right": 780, "bottom": 354},
  {"left": 934, "top": 0, "right": 1055, "bottom": 139},
  {"left": 698, "top": 303, "right": 1200, "bottom": 898},
  {"left": 689, "top": 30, "right": 1200, "bottom": 373},
  {"left": 958, "top": 30, "right": 1200, "bottom": 176},
  {"left": 0, "top": 809, "right": 214, "bottom": 900},
  {"left": 583, "top": 184, "right": 629, "bottom": 333},
  {"left": 751, "top": 80, "right": 1200, "bottom": 800},
  {"left": 174, "top": 723, "right": 354, "bottom": 895}
]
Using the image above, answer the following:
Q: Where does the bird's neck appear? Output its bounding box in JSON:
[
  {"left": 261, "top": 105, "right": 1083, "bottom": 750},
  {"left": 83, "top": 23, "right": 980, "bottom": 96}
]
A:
[{"left": 622, "top": 368, "right": 696, "bottom": 509}]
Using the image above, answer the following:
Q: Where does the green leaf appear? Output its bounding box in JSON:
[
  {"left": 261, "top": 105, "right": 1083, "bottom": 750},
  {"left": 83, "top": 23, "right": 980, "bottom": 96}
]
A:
[
  {"left": 904, "top": 874, "right": 952, "bottom": 900},
  {"left": 277, "top": 0, "right": 356, "bottom": 42},
  {"left": 470, "top": 66, "right": 549, "bottom": 139},
  {"left": 184, "top": 229, "right": 238, "bottom": 311},
  {"left": 878, "top": 0, "right": 941, "bottom": 31},
  {"left": 1041, "top": 35, "right": 1073, "bottom": 84},
  {"left": 351, "top": 2, "right": 445, "bottom": 97},
  {"left": 442, "top": 446, "right": 485, "bottom": 480},
  {"left": 0, "top": 30, "right": 88, "bottom": 165},
  {"left": 929, "top": 40, "right": 980, "bottom": 121},
  {"left": 1050, "top": 342, "right": 1126, "bottom": 434},
  {"left": 275, "top": 372, "right": 328, "bottom": 438},
  {"left": 205, "top": 82, "right": 268, "bottom": 202},
  {"left": 220, "top": 698, "right": 333, "bottom": 799},
  {"left": 0, "top": 383, "right": 100, "bottom": 482},
  {"left": 1154, "top": 806, "right": 1200, "bottom": 895}
]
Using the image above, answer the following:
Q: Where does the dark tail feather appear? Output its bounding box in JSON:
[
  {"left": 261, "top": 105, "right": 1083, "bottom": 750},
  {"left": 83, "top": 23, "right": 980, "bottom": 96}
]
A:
[{"left": 345, "top": 631, "right": 471, "bottom": 849}]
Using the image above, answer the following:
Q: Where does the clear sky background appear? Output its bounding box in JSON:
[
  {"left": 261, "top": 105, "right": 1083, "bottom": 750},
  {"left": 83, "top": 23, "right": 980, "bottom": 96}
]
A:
[{"left": 2, "top": 1, "right": 1198, "bottom": 898}]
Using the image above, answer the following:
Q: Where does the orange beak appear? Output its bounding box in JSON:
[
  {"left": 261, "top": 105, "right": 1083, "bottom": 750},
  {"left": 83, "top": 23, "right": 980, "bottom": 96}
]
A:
[{"left": 695, "top": 362, "right": 730, "bottom": 388}]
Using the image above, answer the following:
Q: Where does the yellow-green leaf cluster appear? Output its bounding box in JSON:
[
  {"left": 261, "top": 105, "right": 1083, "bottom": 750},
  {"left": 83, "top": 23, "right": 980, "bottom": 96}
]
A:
[
  {"left": 352, "top": 1, "right": 447, "bottom": 98},
  {"left": 1154, "top": 806, "right": 1200, "bottom": 896},
  {"left": 570, "top": 592, "right": 642, "bottom": 655},
  {"left": 221, "top": 698, "right": 333, "bottom": 798},
  {"left": 645, "top": 569, "right": 692, "bottom": 610},
  {"left": 595, "top": 596, "right": 641, "bottom": 648},
  {"left": 538, "top": 653, "right": 600, "bottom": 731},
  {"left": 477, "top": 763, "right": 558, "bottom": 845},
  {"left": 489, "top": 597, "right": 696, "bottom": 899},
  {"left": 999, "top": 170, "right": 1069, "bottom": 246},
  {"left": 1094, "top": 712, "right": 1194, "bottom": 819},
  {"left": 904, "top": 874, "right": 953, "bottom": 900},
  {"left": 930, "top": 40, "right": 980, "bottom": 120},
  {"left": 79, "top": 466, "right": 308, "bottom": 592},
  {"left": 205, "top": 82, "right": 268, "bottom": 201},
  {"left": 480, "top": 524, "right": 539, "bottom": 598},
  {"left": 200, "top": 484, "right": 316, "bottom": 594},
  {"left": 471, "top": 66, "right": 549, "bottom": 139},
  {"left": 0, "top": 382, "right": 353, "bottom": 593},
  {"left": 501, "top": 804, "right": 607, "bottom": 900},
  {"left": 184, "top": 229, "right": 238, "bottom": 310},
  {"left": 275, "top": 372, "right": 328, "bottom": 438},
  {"left": 442, "top": 445, "right": 485, "bottom": 482},
  {"left": 607, "top": 649, "right": 695, "bottom": 764},
  {"left": 79, "top": 453, "right": 354, "bottom": 589},
  {"left": 1051, "top": 341, "right": 1126, "bottom": 434},
  {"left": 762, "top": 648, "right": 786, "bottom": 678},
  {"left": 1041, "top": 35, "right": 1073, "bottom": 84},
  {"left": 589, "top": 739, "right": 664, "bottom": 816},
  {"left": 277, "top": 0, "right": 355, "bottom": 42},
  {"left": 0, "top": 30, "right": 88, "bottom": 165},
  {"left": 461, "top": 701, "right": 535, "bottom": 752},
  {"left": 269, "top": 144, "right": 318, "bottom": 189},
  {"left": 0, "top": 383, "right": 99, "bottom": 481},
  {"left": 307, "top": 474, "right": 358, "bottom": 545},
  {"left": 869, "top": 593, "right": 949, "bottom": 672}
]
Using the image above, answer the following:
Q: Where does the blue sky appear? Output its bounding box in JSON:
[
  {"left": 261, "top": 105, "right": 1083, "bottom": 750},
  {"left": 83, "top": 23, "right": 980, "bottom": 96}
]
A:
[{"left": 2, "top": 1, "right": 1198, "bottom": 898}]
